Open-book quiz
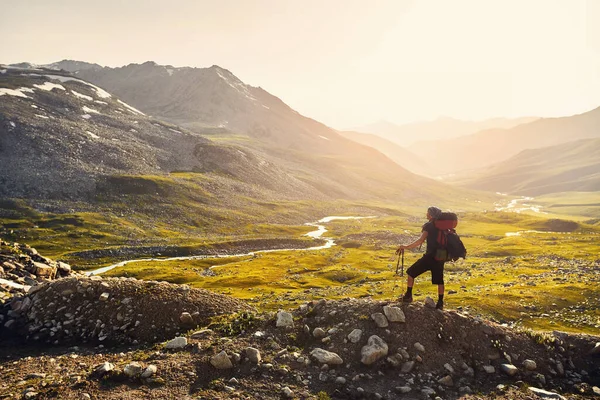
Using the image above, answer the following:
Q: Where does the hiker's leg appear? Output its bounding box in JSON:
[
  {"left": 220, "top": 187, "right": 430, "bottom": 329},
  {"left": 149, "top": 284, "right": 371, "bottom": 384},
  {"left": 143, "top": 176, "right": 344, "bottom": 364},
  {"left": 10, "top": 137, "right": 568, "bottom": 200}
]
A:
[
  {"left": 431, "top": 261, "right": 445, "bottom": 309},
  {"left": 404, "top": 257, "right": 427, "bottom": 301}
]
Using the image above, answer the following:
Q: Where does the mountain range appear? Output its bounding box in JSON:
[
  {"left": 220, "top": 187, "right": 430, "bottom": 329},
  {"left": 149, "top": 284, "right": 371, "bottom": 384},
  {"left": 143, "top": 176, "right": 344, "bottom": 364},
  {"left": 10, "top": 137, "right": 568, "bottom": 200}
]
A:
[
  {"left": 451, "top": 138, "right": 600, "bottom": 196},
  {"left": 352, "top": 116, "right": 538, "bottom": 147},
  {"left": 0, "top": 62, "right": 453, "bottom": 211}
]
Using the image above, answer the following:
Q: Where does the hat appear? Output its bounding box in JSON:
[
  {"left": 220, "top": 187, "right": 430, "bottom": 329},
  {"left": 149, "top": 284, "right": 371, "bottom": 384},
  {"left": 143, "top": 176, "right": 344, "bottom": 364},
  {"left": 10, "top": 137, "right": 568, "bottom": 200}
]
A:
[{"left": 427, "top": 206, "right": 442, "bottom": 219}]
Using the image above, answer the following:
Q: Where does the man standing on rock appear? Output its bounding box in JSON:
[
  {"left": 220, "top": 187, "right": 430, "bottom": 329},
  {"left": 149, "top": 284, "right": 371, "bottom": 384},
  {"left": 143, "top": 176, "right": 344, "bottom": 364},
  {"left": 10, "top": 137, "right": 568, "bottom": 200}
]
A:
[{"left": 396, "top": 206, "right": 445, "bottom": 310}]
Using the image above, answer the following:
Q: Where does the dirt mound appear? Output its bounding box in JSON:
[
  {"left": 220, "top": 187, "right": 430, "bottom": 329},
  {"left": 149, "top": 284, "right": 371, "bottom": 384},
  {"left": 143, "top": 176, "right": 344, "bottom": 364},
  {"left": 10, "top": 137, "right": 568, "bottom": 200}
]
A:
[
  {"left": 0, "top": 298, "right": 599, "bottom": 399},
  {"left": 1, "top": 276, "right": 253, "bottom": 344}
]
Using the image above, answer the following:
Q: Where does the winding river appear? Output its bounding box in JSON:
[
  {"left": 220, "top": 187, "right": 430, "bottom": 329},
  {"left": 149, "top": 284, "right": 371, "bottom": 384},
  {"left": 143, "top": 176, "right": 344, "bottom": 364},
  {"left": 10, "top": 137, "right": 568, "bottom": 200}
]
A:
[{"left": 86, "top": 216, "right": 374, "bottom": 276}]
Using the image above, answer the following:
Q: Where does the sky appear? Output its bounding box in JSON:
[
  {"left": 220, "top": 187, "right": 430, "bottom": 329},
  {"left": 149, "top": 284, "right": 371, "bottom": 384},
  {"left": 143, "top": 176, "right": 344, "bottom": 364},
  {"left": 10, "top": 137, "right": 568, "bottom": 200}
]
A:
[{"left": 2, "top": 0, "right": 600, "bottom": 128}]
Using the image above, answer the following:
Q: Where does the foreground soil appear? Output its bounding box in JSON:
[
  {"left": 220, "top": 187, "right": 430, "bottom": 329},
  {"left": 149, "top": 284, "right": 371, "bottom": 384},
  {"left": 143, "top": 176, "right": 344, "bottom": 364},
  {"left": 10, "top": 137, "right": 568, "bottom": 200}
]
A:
[{"left": 1, "top": 294, "right": 599, "bottom": 399}]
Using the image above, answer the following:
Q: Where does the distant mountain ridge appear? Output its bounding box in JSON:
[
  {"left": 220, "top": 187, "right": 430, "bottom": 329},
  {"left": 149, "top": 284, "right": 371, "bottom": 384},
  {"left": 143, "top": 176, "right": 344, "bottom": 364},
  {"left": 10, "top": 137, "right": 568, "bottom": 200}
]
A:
[
  {"left": 410, "top": 107, "right": 600, "bottom": 174},
  {"left": 451, "top": 138, "right": 600, "bottom": 196},
  {"left": 352, "top": 116, "right": 538, "bottom": 147}
]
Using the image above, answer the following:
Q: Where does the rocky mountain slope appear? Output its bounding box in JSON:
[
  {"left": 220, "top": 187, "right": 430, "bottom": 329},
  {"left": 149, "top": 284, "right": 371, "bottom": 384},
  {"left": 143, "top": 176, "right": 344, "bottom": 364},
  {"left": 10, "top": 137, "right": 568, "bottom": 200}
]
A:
[
  {"left": 409, "top": 107, "right": 600, "bottom": 175},
  {"left": 452, "top": 138, "right": 600, "bottom": 195},
  {"left": 0, "top": 66, "right": 367, "bottom": 203}
]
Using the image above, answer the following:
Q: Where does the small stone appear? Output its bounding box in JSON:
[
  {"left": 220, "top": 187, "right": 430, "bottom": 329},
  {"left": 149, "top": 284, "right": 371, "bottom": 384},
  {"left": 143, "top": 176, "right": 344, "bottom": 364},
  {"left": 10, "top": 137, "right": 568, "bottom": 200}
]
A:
[
  {"left": 165, "top": 337, "right": 187, "bottom": 349},
  {"left": 276, "top": 310, "right": 294, "bottom": 328},
  {"left": 483, "top": 365, "right": 495, "bottom": 374},
  {"left": 313, "top": 327, "right": 327, "bottom": 338},
  {"left": 523, "top": 359, "right": 537, "bottom": 371},
  {"left": 438, "top": 375, "right": 453, "bottom": 387},
  {"left": 444, "top": 363, "right": 454, "bottom": 373},
  {"left": 383, "top": 305, "right": 405, "bottom": 322},
  {"left": 528, "top": 387, "right": 566, "bottom": 399},
  {"left": 124, "top": 362, "right": 143, "bottom": 378},
  {"left": 335, "top": 377, "right": 347, "bottom": 384},
  {"left": 592, "top": 386, "right": 600, "bottom": 395},
  {"left": 310, "top": 348, "right": 343, "bottom": 365},
  {"left": 210, "top": 351, "right": 233, "bottom": 369},
  {"left": 589, "top": 343, "right": 600, "bottom": 356},
  {"left": 99, "top": 292, "right": 109, "bottom": 301},
  {"left": 360, "top": 335, "right": 389, "bottom": 365},
  {"left": 500, "top": 364, "right": 518, "bottom": 376},
  {"left": 421, "top": 387, "right": 436, "bottom": 396},
  {"left": 414, "top": 342, "right": 425, "bottom": 352},
  {"left": 141, "top": 365, "right": 157, "bottom": 378},
  {"left": 347, "top": 329, "right": 362, "bottom": 343},
  {"left": 282, "top": 387, "right": 293, "bottom": 398},
  {"left": 396, "top": 386, "right": 412, "bottom": 393},
  {"left": 190, "top": 329, "right": 214, "bottom": 339},
  {"left": 401, "top": 361, "right": 415, "bottom": 373},
  {"left": 179, "top": 312, "right": 193, "bottom": 324},
  {"left": 229, "top": 378, "right": 239, "bottom": 385},
  {"left": 424, "top": 296, "right": 436, "bottom": 308},
  {"left": 94, "top": 362, "right": 114, "bottom": 376},
  {"left": 245, "top": 347, "right": 261, "bottom": 363},
  {"left": 371, "top": 313, "right": 388, "bottom": 328}
]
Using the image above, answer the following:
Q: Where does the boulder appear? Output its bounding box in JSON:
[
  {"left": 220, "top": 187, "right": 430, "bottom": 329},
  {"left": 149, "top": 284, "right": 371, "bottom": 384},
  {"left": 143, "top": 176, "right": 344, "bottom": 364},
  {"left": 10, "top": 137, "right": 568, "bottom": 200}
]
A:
[
  {"left": 32, "top": 262, "right": 56, "bottom": 279},
  {"left": 500, "top": 364, "right": 518, "bottom": 376},
  {"left": 141, "top": 365, "right": 157, "bottom": 379},
  {"left": 347, "top": 329, "right": 362, "bottom": 344},
  {"left": 361, "top": 335, "right": 389, "bottom": 365},
  {"left": 523, "top": 359, "right": 537, "bottom": 371},
  {"left": 124, "top": 362, "right": 143, "bottom": 378},
  {"left": 310, "top": 348, "right": 343, "bottom": 365},
  {"left": 371, "top": 313, "right": 388, "bottom": 328},
  {"left": 313, "top": 327, "right": 326, "bottom": 338},
  {"left": 211, "top": 351, "right": 233, "bottom": 369},
  {"left": 165, "top": 337, "right": 187, "bottom": 349},
  {"left": 383, "top": 306, "right": 405, "bottom": 323},
  {"left": 245, "top": 347, "right": 261, "bottom": 363},
  {"left": 276, "top": 310, "right": 294, "bottom": 328}
]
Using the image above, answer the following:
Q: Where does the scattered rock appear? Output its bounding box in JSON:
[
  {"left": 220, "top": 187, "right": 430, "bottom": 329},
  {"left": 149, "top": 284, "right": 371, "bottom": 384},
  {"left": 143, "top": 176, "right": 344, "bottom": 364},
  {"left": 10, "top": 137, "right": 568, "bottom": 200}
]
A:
[
  {"left": 210, "top": 350, "right": 234, "bottom": 369},
  {"left": 528, "top": 387, "right": 566, "bottom": 400},
  {"left": 438, "top": 375, "right": 453, "bottom": 386},
  {"left": 276, "top": 310, "right": 294, "bottom": 328},
  {"left": 523, "top": 359, "right": 537, "bottom": 371},
  {"left": 500, "top": 363, "right": 518, "bottom": 376},
  {"left": 165, "top": 337, "right": 187, "bottom": 349},
  {"left": 483, "top": 365, "right": 495, "bottom": 374},
  {"left": 424, "top": 296, "right": 436, "bottom": 308},
  {"left": 190, "top": 329, "right": 214, "bottom": 339},
  {"left": 245, "top": 347, "right": 261, "bottom": 363},
  {"left": 94, "top": 362, "right": 114, "bottom": 376},
  {"left": 382, "top": 305, "right": 405, "bottom": 322},
  {"left": 99, "top": 292, "right": 110, "bottom": 301},
  {"left": 179, "top": 312, "right": 193, "bottom": 324},
  {"left": 414, "top": 342, "right": 425, "bottom": 352},
  {"left": 360, "top": 335, "right": 388, "bottom": 365},
  {"left": 589, "top": 343, "right": 600, "bottom": 356},
  {"left": 401, "top": 361, "right": 415, "bottom": 373},
  {"left": 371, "top": 312, "right": 388, "bottom": 328},
  {"left": 282, "top": 387, "right": 294, "bottom": 398},
  {"left": 124, "top": 362, "right": 143, "bottom": 378},
  {"left": 141, "top": 365, "right": 157, "bottom": 379},
  {"left": 310, "top": 348, "right": 343, "bottom": 365},
  {"left": 313, "top": 327, "right": 326, "bottom": 338},
  {"left": 347, "top": 329, "right": 363, "bottom": 343}
]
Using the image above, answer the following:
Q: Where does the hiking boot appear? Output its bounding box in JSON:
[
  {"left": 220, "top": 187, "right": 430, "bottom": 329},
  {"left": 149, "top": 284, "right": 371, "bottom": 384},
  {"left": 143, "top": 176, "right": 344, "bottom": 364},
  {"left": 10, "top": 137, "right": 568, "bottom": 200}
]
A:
[
  {"left": 401, "top": 294, "right": 413, "bottom": 304},
  {"left": 436, "top": 301, "right": 444, "bottom": 310}
]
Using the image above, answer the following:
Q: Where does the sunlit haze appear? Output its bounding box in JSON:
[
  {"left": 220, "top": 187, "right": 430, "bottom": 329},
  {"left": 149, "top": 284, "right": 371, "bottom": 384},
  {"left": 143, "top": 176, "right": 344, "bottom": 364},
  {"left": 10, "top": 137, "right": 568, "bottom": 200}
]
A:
[{"left": 2, "top": 0, "right": 600, "bottom": 127}]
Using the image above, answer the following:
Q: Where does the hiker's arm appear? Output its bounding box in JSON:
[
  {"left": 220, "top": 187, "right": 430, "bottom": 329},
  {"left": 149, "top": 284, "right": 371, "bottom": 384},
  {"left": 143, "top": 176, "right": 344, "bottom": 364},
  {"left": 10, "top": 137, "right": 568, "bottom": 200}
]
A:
[{"left": 396, "top": 231, "right": 428, "bottom": 253}]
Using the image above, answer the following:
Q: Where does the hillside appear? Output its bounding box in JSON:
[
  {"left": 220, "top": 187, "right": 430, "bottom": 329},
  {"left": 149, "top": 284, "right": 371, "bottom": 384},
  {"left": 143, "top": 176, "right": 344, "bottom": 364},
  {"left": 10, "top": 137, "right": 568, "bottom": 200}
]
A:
[
  {"left": 338, "top": 130, "right": 433, "bottom": 176},
  {"left": 410, "top": 108, "right": 600, "bottom": 174},
  {"left": 352, "top": 116, "right": 538, "bottom": 147},
  {"left": 452, "top": 138, "right": 600, "bottom": 195}
]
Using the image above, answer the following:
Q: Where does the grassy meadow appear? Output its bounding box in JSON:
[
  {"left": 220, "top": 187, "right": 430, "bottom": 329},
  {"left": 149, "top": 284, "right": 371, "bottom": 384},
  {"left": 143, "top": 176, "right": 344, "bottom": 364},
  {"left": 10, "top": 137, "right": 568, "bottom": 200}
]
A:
[{"left": 1, "top": 188, "right": 598, "bottom": 335}]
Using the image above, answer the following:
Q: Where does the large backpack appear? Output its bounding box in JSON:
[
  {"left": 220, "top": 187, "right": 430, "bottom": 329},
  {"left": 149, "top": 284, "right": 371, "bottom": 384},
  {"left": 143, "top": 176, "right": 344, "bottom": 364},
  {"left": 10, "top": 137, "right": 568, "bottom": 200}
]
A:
[{"left": 433, "top": 212, "right": 467, "bottom": 262}]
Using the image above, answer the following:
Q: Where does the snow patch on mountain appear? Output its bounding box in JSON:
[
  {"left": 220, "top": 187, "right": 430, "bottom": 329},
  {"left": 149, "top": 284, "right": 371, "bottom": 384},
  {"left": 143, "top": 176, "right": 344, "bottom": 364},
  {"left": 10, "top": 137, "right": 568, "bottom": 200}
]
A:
[
  {"left": 82, "top": 106, "right": 100, "bottom": 114},
  {"left": 319, "top": 135, "right": 330, "bottom": 141},
  {"left": 0, "top": 87, "right": 34, "bottom": 98},
  {"left": 36, "top": 74, "right": 112, "bottom": 99},
  {"left": 33, "top": 82, "right": 65, "bottom": 92},
  {"left": 35, "top": 114, "right": 49, "bottom": 119},
  {"left": 72, "top": 90, "right": 93, "bottom": 101},
  {"left": 117, "top": 99, "right": 145, "bottom": 115},
  {"left": 215, "top": 70, "right": 257, "bottom": 102}
]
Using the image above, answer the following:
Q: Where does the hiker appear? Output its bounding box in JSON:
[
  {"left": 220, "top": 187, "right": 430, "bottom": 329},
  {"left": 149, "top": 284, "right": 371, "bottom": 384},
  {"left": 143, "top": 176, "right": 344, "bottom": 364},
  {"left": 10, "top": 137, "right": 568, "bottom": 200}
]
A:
[{"left": 396, "top": 206, "right": 445, "bottom": 310}]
